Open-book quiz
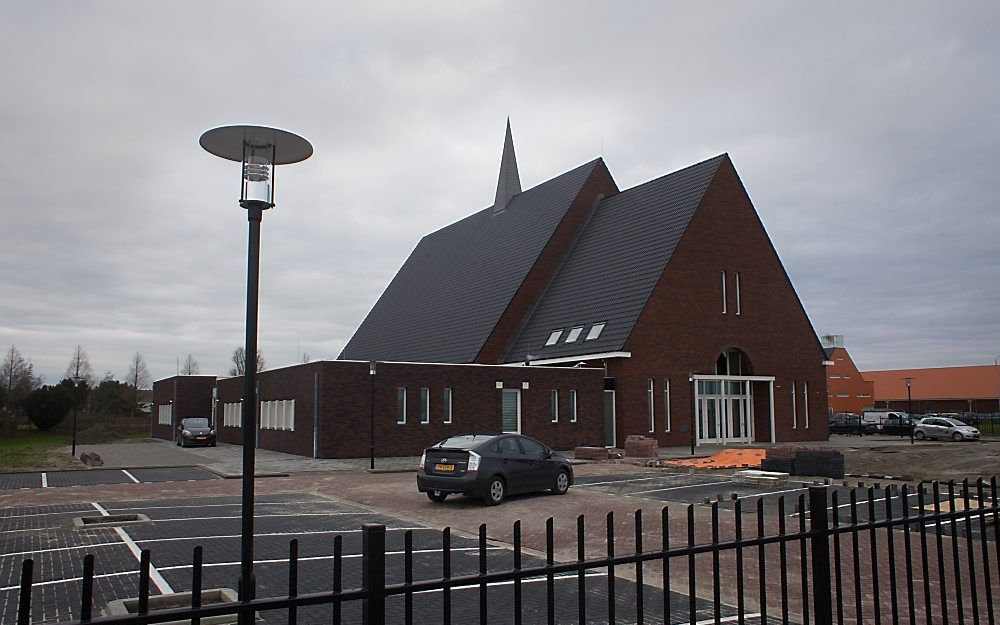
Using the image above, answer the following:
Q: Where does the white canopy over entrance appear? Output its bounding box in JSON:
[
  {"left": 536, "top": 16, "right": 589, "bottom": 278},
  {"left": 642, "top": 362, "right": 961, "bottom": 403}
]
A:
[{"left": 693, "top": 373, "right": 776, "bottom": 445}]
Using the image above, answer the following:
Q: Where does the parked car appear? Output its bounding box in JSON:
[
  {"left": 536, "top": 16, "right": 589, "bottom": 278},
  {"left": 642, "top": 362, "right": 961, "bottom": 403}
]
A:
[
  {"left": 416, "top": 434, "right": 573, "bottom": 505},
  {"left": 862, "top": 410, "right": 909, "bottom": 427},
  {"left": 878, "top": 416, "right": 917, "bottom": 436},
  {"left": 914, "top": 417, "right": 981, "bottom": 441},
  {"left": 828, "top": 413, "right": 876, "bottom": 435},
  {"left": 176, "top": 417, "right": 216, "bottom": 447}
]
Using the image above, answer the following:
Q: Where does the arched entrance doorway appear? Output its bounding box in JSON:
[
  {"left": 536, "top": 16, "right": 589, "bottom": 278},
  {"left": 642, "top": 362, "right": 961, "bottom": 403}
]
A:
[{"left": 695, "top": 349, "right": 768, "bottom": 445}]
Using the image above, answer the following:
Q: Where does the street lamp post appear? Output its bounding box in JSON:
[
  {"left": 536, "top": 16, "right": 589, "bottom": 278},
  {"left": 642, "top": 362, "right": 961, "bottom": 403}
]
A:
[
  {"left": 904, "top": 377, "right": 914, "bottom": 444},
  {"left": 200, "top": 125, "right": 312, "bottom": 625},
  {"left": 70, "top": 375, "right": 81, "bottom": 457}
]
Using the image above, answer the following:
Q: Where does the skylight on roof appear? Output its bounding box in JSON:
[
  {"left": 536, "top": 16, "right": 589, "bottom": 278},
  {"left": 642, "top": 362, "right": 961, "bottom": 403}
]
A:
[
  {"left": 545, "top": 330, "right": 563, "bottom": 346},
  {"left": 585, "top": 323, "right": 606, "bottom": 341},
  {"left": 565, "top": 327, "right": 583, "bottom": 343}
]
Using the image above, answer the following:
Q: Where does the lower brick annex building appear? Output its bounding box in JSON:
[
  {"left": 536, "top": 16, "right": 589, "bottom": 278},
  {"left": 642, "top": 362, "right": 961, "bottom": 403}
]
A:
[{"left": 153, "top": 124, "right": 830, "bottom": 457}]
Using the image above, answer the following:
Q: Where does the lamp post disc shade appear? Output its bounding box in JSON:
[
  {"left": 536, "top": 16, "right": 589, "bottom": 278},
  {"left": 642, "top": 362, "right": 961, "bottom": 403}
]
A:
[{"left": 199, "top": 125, "right": 313, "bottom": 164}]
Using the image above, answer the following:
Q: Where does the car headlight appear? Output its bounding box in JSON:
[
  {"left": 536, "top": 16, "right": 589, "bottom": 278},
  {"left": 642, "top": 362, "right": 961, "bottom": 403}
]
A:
[
  {"left": 467, "top": 451, "right": 481, "bottom": 472},
  {"left": 182, "top": 430, "right": 191, "bottom": 436}
]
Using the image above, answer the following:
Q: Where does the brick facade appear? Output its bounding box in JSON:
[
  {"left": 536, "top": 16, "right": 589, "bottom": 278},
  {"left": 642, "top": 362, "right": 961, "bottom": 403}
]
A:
[
  {"left": 610, "top": 157, "right": 829, "bottom": 446},
  {"left": 154, "top": 362, "right": 605, "bottom": 458},
  {"left": 150, "top": 376, "right": 217, "bottom": 442},
  {"left": 825, "top": 347, "right": 875, "bottom": 414}
]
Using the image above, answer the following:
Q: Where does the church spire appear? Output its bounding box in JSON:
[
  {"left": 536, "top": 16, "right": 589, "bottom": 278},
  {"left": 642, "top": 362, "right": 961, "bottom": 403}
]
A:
[{"left": 493, "top": 118, "right": 522, "bottom": 213}]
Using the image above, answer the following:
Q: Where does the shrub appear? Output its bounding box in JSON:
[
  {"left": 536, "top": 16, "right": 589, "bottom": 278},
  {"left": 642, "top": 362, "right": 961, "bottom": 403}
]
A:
[{"left": 23, "top": 386, "right": 74, "bottom": 431}]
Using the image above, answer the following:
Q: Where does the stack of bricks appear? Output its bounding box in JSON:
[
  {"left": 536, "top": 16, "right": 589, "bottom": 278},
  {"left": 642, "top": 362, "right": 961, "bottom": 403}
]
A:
[
  {"left": 574, "top": 446, "right": 610, "bottom": 461},
  {"left": 624, "top": 435, "right": 659, "bottom": 458}
]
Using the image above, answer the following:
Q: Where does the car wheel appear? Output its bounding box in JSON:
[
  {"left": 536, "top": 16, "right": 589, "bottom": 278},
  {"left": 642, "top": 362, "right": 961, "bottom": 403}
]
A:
[
  {"left": 552, "top": 470, "right": 570, "bottom": 495},
  {"left": 915, "top": 431, "right": 925, "bottom": 440},
  {"left": 427, "top": 490, "right": 448, "bottom": 503},
  {"left": 953, "top": 432, "right": 964, "bottom": 442},
  {"left": 484, "top": 477, "right": 505, "bottom": 506}
]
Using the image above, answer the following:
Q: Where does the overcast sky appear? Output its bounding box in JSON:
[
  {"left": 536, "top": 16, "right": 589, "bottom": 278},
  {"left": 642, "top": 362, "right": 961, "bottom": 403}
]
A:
[{"left": 2, "top": 2, "right": 998, "bottom": 384}]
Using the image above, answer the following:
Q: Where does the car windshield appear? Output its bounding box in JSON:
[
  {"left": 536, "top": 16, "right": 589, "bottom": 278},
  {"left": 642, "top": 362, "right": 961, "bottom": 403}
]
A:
[
  {"left": 435, "top": 435, "right": 493, "bottom": 450},
  {"left": 943, "top": 418, "right": 968, "bottom": 427},
  {"left": 185, "top": 418, "right": 209, "bottom": 428}
]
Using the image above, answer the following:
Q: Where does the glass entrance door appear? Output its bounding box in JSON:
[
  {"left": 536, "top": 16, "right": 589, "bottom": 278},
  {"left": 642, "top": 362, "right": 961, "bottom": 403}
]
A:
[
  {"left": 603, "top": 390, "right": 616, "bottom": 447},
  {"left": 501, "top": 390, "right": 520, "bottom": 433},
  {"left": 696, "top": 379, "right": 753, "bottom": 444}
]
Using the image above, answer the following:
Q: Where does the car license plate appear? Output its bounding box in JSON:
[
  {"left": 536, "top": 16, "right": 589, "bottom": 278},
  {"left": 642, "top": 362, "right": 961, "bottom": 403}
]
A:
[
  {"left": 196, "top": 436, "right": 206, "bottom": 440},
  {"left": 435, "top": 463, "right": 455, "bottom": 472}
]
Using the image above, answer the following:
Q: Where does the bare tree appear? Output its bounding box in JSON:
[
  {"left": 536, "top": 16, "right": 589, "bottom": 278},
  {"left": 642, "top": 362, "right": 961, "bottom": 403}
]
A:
[
  {"left": 180, "top": 354, "right": 200, "bottom": 375},
  {"left": 127, "top": 352, "right": 151, "bottom": 418},
  {"left": 229, "top": 346, "right": 265, "bottom": 376},
  {"left": 65, "top": 345, "right": 95, "bottom": 387},
  {"left": 1, "top": 345, "right": 42, "bottom": 435}
]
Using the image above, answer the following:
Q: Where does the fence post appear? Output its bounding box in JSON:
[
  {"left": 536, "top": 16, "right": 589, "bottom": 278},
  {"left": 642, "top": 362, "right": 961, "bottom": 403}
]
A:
[
  {"left": 362, "top": 524, "right": 386, "bottom": 625},
  {"left": 809, "top": 486, "right": 833, "bottom": 625},
  {"left": 17, "top": 559, "right": 32, "bottom": 625}
]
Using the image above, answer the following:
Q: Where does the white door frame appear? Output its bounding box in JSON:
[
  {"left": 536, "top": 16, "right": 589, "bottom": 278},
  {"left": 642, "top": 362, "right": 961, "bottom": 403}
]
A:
[
  {"left": 693, "top": 374, "right": 774, "bottom": 445},
  {"left": 604, "top": 390, "right": 617, "bottom": 448}
]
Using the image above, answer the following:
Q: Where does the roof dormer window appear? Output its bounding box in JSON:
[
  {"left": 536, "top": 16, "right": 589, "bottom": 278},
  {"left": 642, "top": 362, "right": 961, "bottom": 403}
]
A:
[
  {"left": 565, "top": 327, "right": 583, "bottom": 343},
  {"left": 545, "top": 330, "right": 563, "bottom": 346},
  {"left": 585, "top": 323, "right": 606, "bottom": 341}
]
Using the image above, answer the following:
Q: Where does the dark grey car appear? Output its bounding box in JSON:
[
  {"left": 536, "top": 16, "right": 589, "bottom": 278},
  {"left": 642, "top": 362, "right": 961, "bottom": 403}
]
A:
[
  {"left": 416, "top": 434, "right": 573, "bottom": 505},
  {"left": 176, "top": 417, "right": 216, "bottom": 447}
]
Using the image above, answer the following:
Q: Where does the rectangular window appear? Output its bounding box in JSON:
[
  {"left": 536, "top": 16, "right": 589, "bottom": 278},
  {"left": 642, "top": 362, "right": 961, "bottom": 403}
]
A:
[
  {"left": 585, "top": 323, "right": 605, "bottom": 340},
  {"left": 551, "top": 390, "right": 559, "bottom": 422},
  {"left": 396, "top": 387, "right": 406, "bottom": 424},
  {"left": 858, "top": 393, "right": 871, "bottom": 398},
  {"left": 836, "top": 394, "right": 850, "bottom": 398},
  {"left": 420, "top": 388, "right": 430, "bottom": 424},
  {"left": 735, "top": 272, "right": 741, "bottom": 315},
  {"left": 565, "top": 327, "right": 583, "bottom": 343},
  {"left": 829, "top": 375, "right": 840, "bottom": 379},
  {"left": 569, "top": 390, "right": 577, "bottom": 422},
  {"left": 647, "top": 379, "right": 655, "bottom": 432},
  {"left": 804, "top": 382, "right": 809, "bottom": 428},
  {"left": 663, "top": 379, "right": 671, "bottom": 432},
  {"left": 791, "top": 382, "right": 797, "bottom": 428},
  {"left": 223, "top": 402, "right": 242, "bottom": 427},
  {"left": 158, "top": 404, "right": 172, "bottom": 425},
  {"left": 259, "top": 399, "right": 295, "bottom": 431},
  {"left": 545, "top": 330, "right": 562, "bottom": 346},
  {"left": 721, "top": 271, "right": 727, "bottom": 314}
]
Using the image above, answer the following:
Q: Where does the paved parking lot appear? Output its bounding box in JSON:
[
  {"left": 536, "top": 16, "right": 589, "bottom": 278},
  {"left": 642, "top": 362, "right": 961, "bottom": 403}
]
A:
[
  {"left": 1, "top": 492, "right": 760, "bottom": 625},
  {"left": 0, "top": 467, "right": 219, "bottom": 491}
]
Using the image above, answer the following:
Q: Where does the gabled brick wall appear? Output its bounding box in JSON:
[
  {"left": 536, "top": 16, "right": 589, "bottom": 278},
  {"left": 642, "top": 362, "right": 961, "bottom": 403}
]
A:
[{"left": 150, "top": 376, "right": 217, "bottom": 442}]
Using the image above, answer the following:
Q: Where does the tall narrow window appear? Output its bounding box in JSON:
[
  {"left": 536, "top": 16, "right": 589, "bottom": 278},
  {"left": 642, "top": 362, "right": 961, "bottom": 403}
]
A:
[
  {"left": 803, "top": 382, "right": 809, "bottom": 428},
  {"left": 396, "top": 387, "right": 406, "bottom": 424},
  {"left": 647, "top": 379, "right": 655, "bottom": 432},
  {"left": 443, "top": 388, "right": 453, "bottom": 424},
  {"left": 791, "top": 382, "right": 797, "bottom": 428},
  {"left": 569, "top": 390, "right": 577, "bottom": 422},
  {"left": 721, "top": 271, "right": 727, "bottom": 314},
  {"left": 735, "top": 272, "right": 741, "bottom": 315},
  {"left": 420, "top": 388, "right": 429, "bottom": 424},
  {"left": 663, "top": 379, "right": 671, "bottom": 432},
  {"left": 551, "top": 390, "right": 559, "bottom": 422}
]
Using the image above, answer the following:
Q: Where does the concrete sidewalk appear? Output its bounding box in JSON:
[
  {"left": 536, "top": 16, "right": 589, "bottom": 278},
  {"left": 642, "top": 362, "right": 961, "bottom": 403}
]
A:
[{"left": 72, "top": 439, "right": 419, "bottom": 476}]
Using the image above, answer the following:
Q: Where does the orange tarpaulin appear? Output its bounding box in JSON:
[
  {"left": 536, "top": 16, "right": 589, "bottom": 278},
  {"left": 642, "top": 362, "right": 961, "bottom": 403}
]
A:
[{"left": 663, "top": 449, "right": 766, "bottom": 469}]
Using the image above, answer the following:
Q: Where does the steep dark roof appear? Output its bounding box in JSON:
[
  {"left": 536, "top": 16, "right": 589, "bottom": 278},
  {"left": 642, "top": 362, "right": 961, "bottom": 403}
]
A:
[
  {"left": 339, "top": 159, "right": 603, "bottom": 363},
  {"left": 504, "top": 154, "right": 726, "bottom": 363}
]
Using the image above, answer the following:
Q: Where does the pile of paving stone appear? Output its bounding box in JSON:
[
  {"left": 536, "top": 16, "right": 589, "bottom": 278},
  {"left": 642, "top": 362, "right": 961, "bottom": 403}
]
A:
[{"left": 761, "top": 446, "right": 844, "bottom": 479}]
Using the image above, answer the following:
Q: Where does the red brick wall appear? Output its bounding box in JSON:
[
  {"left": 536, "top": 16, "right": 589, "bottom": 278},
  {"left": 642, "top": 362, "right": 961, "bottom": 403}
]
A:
[
  {"left": 150, "top": 376, "right": 217, "bottom": 442},
  {"left": 210, "top": 360, "right": 605, "bottom": 458},
  {"left": 613, "top": 156, "right": 829, "bottom": 446},
  {"left": 826, "top": 347, "right": 875, "bottom": 414},
  {"left": 476, "top": 161, "right": 620, "bottom": 364}
]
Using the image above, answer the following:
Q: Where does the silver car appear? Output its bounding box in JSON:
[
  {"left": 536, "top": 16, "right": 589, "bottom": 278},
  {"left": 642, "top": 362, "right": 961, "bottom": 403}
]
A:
[{"left": 914, "top": 417, "right": 980, "bottom": 441}]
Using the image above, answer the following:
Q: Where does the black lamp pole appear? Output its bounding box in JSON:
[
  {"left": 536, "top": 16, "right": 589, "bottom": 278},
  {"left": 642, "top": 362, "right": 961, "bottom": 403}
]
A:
[
  {"left": 70, "top": 376, "right": 80, "bottom": 457},
  {"left": 200, "top": 124, "right": 312, "bottom": 625}
]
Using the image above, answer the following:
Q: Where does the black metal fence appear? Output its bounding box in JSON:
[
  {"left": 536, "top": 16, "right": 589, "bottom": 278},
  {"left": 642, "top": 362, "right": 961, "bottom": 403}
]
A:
[{"left": 15, "top": 478, "right": 1000, "bottom": 625}]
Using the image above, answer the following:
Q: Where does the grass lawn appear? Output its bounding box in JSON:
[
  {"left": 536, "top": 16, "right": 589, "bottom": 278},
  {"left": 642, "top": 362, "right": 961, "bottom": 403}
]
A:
[{"left": 0, "top": 431, "right": 69, "bottom": 470}]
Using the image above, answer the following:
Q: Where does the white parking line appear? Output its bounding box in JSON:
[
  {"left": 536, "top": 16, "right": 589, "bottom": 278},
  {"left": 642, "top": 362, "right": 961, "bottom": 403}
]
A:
[
  {"left": 103, "top": 500, "right": 339, "bottom": 512},
  {"left": 91, "top": 502, "right": 110, "bottom": 516},
  {"left": 40, "top": 473, "right": 47, "bottom": 488},
  {"left": 631, "top": 480, "right": 734, "bottom": 496},
  {"left": 575, "top": 475, "right": 679, "bottom": 487},
  {"left": 115, "top": 527, "right": 173, "bottom": 594},
  {"left": 1, "top": 542, "right": 124, "bottom": 558},
  {"left": 135, "top": 527, "right": 431, "bottom": 545},
  {"left": 156, "top": 546, "right": 504, "bottom": 572},
  {"left": 0, "top": 508, "right": 97, "bottom": 520},
  {"left": 148, "top": 512, "right": 377, "bottom": 523},
  {"left": 411, "top": 571, "right": 608, "bottom": 594},
  {"left": 678, "top": 614, "right": 763, "bottom": 625},
  {"left": 121, "top": 470, "right": 140, "bottom": 484}
]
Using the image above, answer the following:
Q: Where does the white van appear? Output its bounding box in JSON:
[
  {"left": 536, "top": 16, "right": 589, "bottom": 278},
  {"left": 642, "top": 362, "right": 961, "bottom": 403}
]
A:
[{"left": 862, "top": 410, "right": 909, "bottom": 425}]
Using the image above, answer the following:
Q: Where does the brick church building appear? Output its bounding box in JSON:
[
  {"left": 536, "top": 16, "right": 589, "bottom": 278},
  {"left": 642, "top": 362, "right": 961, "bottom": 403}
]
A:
[
  {"left": 152, "top": 123, "right": 829, "bottom": 457},
  {"left": 340, "top": 122, "right": 829, "bottom": 447}
]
